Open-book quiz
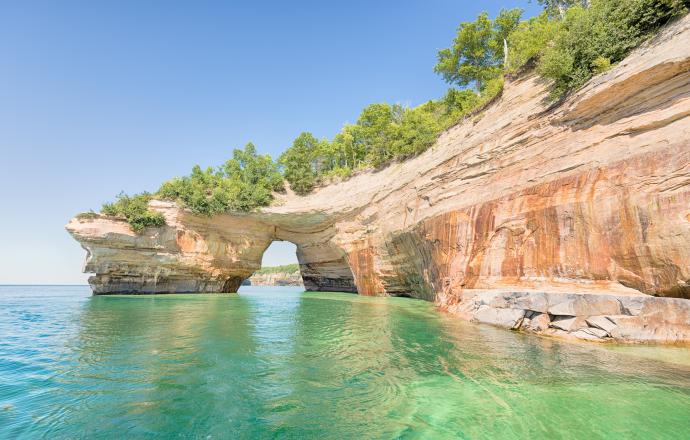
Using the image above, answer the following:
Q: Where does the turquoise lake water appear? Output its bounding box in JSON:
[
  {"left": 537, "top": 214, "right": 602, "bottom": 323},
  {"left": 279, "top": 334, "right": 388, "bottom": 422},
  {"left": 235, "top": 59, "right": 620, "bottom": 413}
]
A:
[{"left": 1, "top": 285, "right": 689, "bottom": 439}]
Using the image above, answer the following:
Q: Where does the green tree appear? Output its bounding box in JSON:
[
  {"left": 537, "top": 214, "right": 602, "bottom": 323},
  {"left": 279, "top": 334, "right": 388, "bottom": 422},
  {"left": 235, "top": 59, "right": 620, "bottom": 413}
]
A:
[
  {"left": 390, "top": 106, "right": 442, "bottom": 158},
  {"left": 538, "top": 0, "right": 589, "bottom": 19},
  {"left": 435, "top": 12, "right": 498, "bottom": 91},
  {"left": 331, "top": 124, "right": 364, "bottom": 170},
  {"left": 506, "top": 12, "right": 561, "bottom": 72},
  {"left": 491, "top": 8, "right": 524, "bottom": 70},
  {"left": 356, "top": 103, "right": 403, "bottom": 167},
  {"left": 435, "top": 9, "right": 523, "bottom": 90},
  {"left": 223, "top": 142, "right": 284, "bottom": 210},
  {"left": 439, "top": 88, "right": 480, "bottom": 126},
  {"left": 279, "top": 132, "right": 319, "bottom": 195}
]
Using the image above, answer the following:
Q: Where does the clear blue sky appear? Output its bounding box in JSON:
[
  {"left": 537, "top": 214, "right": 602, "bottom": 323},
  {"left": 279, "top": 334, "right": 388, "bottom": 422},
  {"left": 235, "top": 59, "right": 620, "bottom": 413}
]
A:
[{"left": 0, "top": 0, "right": 540, "bottom": 284}]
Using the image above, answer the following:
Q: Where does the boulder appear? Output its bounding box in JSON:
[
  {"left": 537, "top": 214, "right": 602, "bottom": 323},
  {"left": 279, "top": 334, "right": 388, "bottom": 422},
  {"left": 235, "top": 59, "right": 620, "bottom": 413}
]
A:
[
  {"left": 550, "top": 316, "right": 587, "bottom": 332},
  {"left": 585, "top": 316, "right": 617, "bottom": 334},
  {"left": 524, "top": 313, "right": 551, "bottom": 332},
  {"left": 473, "top": 307, "right": 526, "bottom": 329}
]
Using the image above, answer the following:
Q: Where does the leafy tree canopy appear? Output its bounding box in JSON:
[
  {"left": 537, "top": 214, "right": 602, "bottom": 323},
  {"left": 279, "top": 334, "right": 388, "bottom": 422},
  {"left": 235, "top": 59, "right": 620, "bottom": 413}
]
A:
[
  {"left": 100, "top": 0, "right": 688, "bottom": 231},
  {"left": 157, "top": 142, "right": 283, "bottom": 215},
  {"left": 434, "top": 9, "right": 523, "bottom": 90}
]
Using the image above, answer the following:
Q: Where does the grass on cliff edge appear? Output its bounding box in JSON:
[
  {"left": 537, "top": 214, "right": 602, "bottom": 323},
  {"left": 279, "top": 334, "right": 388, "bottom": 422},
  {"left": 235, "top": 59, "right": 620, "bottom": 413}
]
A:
[{"left": 93, "top": 0, "right": 688, "bottom": 232}]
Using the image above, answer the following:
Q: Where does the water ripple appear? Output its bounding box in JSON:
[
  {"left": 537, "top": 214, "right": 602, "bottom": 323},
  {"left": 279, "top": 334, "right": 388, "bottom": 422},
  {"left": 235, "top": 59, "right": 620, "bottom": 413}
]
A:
[{"left": 0, "top": 285, "right": 689, "bottom": 439}]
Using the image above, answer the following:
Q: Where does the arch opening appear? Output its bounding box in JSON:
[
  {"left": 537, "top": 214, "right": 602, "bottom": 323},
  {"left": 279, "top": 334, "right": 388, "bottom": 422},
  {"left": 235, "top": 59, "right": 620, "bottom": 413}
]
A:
[
  {"left": 241, "top": 240, "right": 303, "bottom": 288},
  {"left": 261, "top": 240, "right": 299, "bottom": 268},
  {"left": 241, "top": 235, "right": 359, "bottom": 293}
]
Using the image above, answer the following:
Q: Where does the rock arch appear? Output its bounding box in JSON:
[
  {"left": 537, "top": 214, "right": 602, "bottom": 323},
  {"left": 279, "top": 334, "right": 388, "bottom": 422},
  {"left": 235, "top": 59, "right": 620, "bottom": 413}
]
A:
[
  {"left": 67, "top": 16, "right": 690, "bottom": 300},
  {"left": 65, "top": 16, "right": 690, "bottom": 342},
  {"left": 67, "top": 202, "right": 358, "bottom": 294}
]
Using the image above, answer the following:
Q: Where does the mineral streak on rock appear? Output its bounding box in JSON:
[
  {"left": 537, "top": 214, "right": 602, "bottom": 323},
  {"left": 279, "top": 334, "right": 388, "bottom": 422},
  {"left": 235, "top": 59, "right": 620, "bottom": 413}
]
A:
[{"left": 67, "top": 16, "right": 690, "bottom": 343}]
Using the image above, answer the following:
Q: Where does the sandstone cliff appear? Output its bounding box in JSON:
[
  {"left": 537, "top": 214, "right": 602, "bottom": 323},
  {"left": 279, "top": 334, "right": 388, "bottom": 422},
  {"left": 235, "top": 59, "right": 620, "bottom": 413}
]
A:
[{"left": 67, "top": 16, "right": 690, "bottom": 343}]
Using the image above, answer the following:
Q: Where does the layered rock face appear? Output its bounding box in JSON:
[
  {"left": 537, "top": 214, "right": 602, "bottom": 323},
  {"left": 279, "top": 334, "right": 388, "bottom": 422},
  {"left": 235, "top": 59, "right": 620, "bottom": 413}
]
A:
[
  {"left": 67, "top": 16, "right": 690, "bottom": 342},
  {"left": 67, "top": 202, "right": 276, "bottom": 293}
]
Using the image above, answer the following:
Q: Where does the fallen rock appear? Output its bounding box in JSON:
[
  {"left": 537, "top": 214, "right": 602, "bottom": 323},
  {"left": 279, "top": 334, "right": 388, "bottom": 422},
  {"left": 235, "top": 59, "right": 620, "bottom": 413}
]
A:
[
  {"left": 524, "top": 312, "right": 551, "bottom": 332},
  {"left": 609, "top": 314, "right": 690, "bottom": 343},
  {"left": 473, "top": 306, "right": 525, "bottom": 329},
  {"left": 586, "top": 316, "right": 617, "bottom": 334},
  {"left": 550, "top": 316, "right": 587, "bottom": 332},
  {"left": 548, "top": 296, "right": 622, "bottom": 317}
]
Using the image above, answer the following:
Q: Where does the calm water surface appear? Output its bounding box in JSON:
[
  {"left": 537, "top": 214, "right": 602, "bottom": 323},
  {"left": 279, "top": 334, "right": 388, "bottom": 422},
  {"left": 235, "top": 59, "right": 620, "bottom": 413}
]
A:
[{"left": 1, "top": 285, "right": 689, "bottom": 439}]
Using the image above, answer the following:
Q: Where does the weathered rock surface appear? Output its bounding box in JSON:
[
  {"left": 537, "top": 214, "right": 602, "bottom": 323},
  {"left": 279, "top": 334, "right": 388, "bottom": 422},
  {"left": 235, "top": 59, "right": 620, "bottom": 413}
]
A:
[{"left": 67, "top": 16, "right": 690, "bottom": 343}]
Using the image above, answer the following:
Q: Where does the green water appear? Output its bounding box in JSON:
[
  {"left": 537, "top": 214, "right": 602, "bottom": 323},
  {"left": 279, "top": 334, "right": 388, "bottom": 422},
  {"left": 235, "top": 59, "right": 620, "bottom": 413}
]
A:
[{"left": 1, "top": 286, "right": 689, "bottom": 439}]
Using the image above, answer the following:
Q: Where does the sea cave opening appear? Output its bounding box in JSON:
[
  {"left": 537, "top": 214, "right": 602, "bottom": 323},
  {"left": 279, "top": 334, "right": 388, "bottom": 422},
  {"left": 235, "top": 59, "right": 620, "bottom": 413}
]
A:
[{"left": 241, "top": 240, "right": 303, "bottom": 288}]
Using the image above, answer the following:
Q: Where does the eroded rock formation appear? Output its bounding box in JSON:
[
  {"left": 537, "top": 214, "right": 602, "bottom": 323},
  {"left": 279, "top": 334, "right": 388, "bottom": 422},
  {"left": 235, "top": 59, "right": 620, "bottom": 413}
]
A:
[{"left": 67, "top": 16, "right": 690, "bottom": 343}]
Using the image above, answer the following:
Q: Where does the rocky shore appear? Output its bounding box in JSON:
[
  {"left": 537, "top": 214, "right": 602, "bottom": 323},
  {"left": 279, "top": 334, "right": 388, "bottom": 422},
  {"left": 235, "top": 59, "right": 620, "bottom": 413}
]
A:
[{"left": 444, "top": 290, "right": 690, "bottom": 344}]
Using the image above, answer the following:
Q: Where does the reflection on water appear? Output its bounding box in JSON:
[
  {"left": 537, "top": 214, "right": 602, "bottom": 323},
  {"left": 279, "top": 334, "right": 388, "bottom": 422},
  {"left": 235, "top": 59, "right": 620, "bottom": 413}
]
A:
[{"left": 0, "top": 285, "right": 689, "bottom": 439}]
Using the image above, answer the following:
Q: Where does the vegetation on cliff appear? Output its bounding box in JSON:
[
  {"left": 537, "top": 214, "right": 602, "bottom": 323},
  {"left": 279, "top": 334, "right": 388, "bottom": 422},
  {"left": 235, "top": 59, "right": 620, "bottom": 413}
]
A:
[
  {"left": 278, "top": 0, "right": 687, "bottom": 193},
  {"left": 536, "top": 0, "right": 689, "bottom": 95},
  {"left": 157, "top": 143, "right": 283, "bottom": 216},
  {"left": 95, "top": 0, "right": 687, "bottom": 229},
  {"left": 95, "top": 143, "right": 282, "bottom": 225},
  {"left": 100, "top": 192, "right": 166, "bottom": 231}
]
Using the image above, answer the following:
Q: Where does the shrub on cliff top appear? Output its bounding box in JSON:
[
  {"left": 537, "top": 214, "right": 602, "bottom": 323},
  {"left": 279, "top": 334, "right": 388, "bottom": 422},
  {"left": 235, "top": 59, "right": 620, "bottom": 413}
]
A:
[
  {"left": 158, "top": 142, "right": 284, "bottom": 216},
  {"left": 76, "top": 210, "right": 99, "bottom": 220},
  {"left": 269, "top": 0, "right": 688, "bottom": 196},
  {"left": 278, "top": 93, "right": 482, "bottom": 193},
  {"left": 100, "top": 192, "right": 165, "bottom": 232},
  {"left": 538, "top": 0, "right": 689, "bottom": 96},
  {"left": 278, "top": 132, "right": 321, "bottom": 195}
]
